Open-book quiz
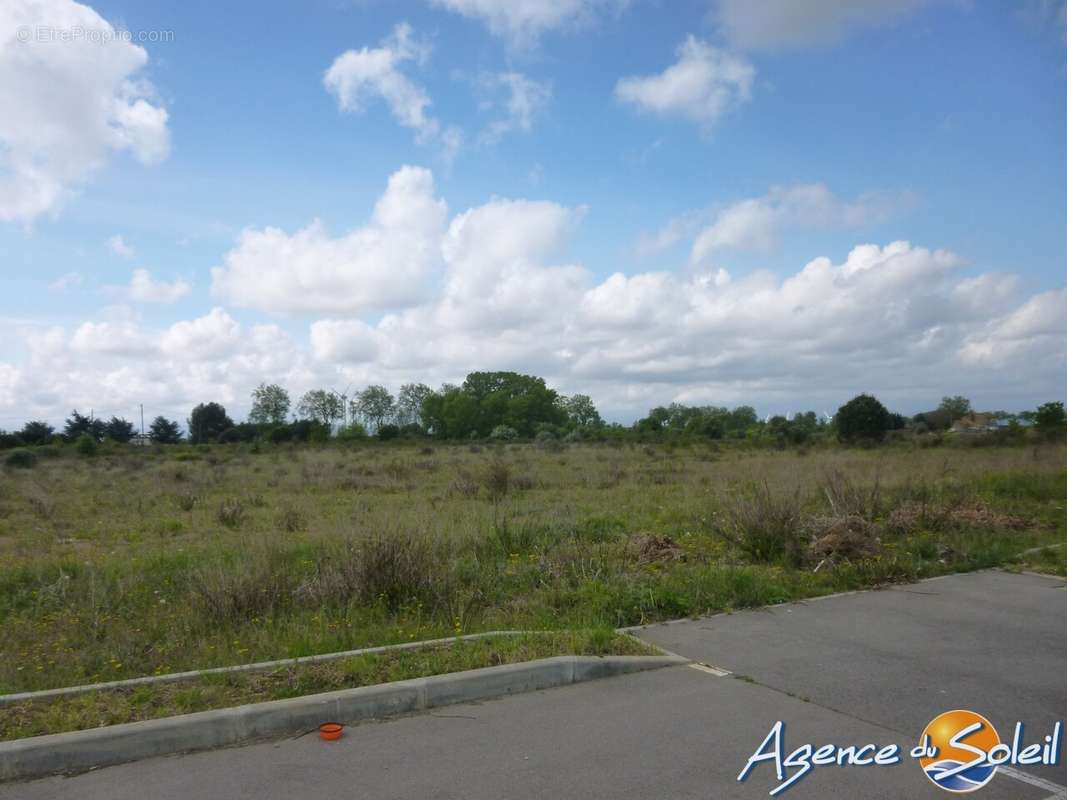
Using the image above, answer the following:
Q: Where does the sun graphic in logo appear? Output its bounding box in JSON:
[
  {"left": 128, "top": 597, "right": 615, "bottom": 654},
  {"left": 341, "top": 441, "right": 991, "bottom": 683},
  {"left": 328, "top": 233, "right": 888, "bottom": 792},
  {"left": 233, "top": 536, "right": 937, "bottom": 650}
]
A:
[{"left": 919, "top": 710, "right": 1001, "bottom": 793}]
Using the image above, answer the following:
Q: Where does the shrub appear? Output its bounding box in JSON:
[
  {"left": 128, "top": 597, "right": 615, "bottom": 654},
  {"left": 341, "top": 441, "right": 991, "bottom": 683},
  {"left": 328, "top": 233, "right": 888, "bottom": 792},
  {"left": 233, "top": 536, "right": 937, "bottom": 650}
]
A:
[
  {"left": 711, "top": 481, "right": 804, "bottom": 566},
  {"left": 490, "top": 425, "right": 519, "bottom": 441},
  {"left": 482, "top": 457, "right": 511, "bottom": 500},
  {"left": 216, "top": 498, "right": 246, "bottom": 529},
  {"left": 192, "top": 548, "right": 295, "bottom": 624},
  {"left": 175, "top": 492, "right": 198, "bottom": 512},
  {"left": 4, "top": 449, "right": 37, "bottom": 469},
  {"left": 377, "top": 423, "right": 400, "bottom": 441},
  {"left": 275, "top": 506, "right": 306, "bottom": 533},
  {"left": 336, "top": 423, "right": 367, "bottom": 442},
  {"left": 298, "top": 531, "right": 439, "bottom": 611},
  {"left": 269, "top": 425, "right": 293, "bottom": 444},
  {"left": 820, "top": 468, "right": 882, "bottom": 520},
  {"left": 75, "top": 433, "right": 98, "bottom": 457}
]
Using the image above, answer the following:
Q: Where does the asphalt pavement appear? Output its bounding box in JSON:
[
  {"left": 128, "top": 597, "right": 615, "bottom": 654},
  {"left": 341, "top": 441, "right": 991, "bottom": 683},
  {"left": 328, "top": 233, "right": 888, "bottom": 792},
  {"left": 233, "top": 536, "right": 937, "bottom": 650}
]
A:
[{"left": 4, "top": 570, "right": 1065, "bottom": 799}]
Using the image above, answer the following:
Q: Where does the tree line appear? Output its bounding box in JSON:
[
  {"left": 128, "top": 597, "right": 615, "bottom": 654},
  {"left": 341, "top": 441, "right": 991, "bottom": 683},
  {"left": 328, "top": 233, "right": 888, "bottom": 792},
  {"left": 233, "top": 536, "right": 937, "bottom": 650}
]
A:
[{"left": 1, "top": 372, "right": 1064, "bottom": 450}]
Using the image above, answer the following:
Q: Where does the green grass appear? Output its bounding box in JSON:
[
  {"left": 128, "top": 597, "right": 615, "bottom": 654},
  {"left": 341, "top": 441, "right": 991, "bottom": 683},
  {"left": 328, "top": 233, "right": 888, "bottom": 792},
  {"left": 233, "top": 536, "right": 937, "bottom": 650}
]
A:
[
  {"left": 0, "top": 440, "right": 1064, "bottom": 726},
  {"left": 0, "top": 631, "right": 651, "bottom": 740}
]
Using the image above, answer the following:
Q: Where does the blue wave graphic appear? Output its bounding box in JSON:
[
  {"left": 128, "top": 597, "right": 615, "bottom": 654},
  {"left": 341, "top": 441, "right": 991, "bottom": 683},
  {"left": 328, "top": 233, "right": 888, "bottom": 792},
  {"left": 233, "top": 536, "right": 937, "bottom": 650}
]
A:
[{"left": 924, "top": 760, "right": 997, "bottom": 792}]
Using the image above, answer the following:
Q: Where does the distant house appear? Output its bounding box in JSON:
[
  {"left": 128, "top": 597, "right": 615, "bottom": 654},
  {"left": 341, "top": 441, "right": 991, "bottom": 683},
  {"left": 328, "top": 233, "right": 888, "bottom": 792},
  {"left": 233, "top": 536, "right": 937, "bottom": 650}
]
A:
[
  {"left": 950, "top": 413, "right": 999, "bottom": 434},
  {"left": 950, "top": 413, "right": 1031, "bottom": 434}
]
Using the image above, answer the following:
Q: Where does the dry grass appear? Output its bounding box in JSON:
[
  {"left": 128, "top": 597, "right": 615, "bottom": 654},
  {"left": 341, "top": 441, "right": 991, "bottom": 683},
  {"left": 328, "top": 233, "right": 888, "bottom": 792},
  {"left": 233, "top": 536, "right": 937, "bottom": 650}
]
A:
[{"left": 0, "top": 439, "right": 1064, "bottom": 704}]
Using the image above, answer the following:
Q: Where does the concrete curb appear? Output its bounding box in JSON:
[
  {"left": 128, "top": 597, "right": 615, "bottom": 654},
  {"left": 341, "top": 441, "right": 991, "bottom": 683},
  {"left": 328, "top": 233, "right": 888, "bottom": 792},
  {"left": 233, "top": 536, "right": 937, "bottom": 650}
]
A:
[
  {"left": 0, "top": 654, "right": 686, "bottom": 783},
  {"left": 0, "top": 630, "right": 547, "bottom": 706}
]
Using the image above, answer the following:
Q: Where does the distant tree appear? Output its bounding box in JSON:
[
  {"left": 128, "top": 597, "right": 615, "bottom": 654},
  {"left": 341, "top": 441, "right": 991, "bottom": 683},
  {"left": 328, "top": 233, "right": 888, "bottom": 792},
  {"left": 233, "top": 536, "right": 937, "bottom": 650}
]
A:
[
  {"left": 564, "top": 394, "right": 603, "bottom": 428},
  {"left": 149, "top": 416, "right": 182, "bottom": 444},
  {"left": 18, "top": 421, "right": 54, "bottom": 445},
  {"left": 836, "top": 394, "right": 890, "bottom": 444},
  {"left": 916, "top": 408, "right": 953, "bottom": 431},
  {"left": 396, "top": 383, "right": 432, "bottom": 428},
  {"left": 354, "top": 385, "right": 396, "bottom": 434},
  {"left": 288, "top": 418, "right": 331, "bottom": 442},
  {"left": 420, "top": 386, "right": 478, "bottom": 438},
  {"left": 0, "top": 431, "right": 23, "bottom": 449},
  {"left": 248, "top": 383, "right": 290, "bottom": 425},
  {"left": 104, "top": 416, "right": 136, "bottom": 443},
  {"left": 1035, "top": 401, "right": 1066, "bottom": 439},
  {"left": 64, "top": 410, "right": 104, "bottom": 442},
  {"left": 938, "top": 396, "right": 972, "bottom": 422},
  {"left": 188, "top": 402, "right": 235, "bottom": 444},
  {"left": 726, "top": 406, "right": 759, "bottom": 436},
  {"left": 297, "top": 389, "right": 344, "bottom": 428},
  {"left": 887, "top": 412, "right": 908, "bottom": 431}
]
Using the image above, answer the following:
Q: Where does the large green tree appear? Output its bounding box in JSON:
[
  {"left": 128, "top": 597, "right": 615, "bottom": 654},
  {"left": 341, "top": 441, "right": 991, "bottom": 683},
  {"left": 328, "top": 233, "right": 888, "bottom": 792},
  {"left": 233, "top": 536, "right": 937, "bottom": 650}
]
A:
[
  {"left": 563, "top": 394, "right": 603, "bottom": 429},
  {"left": 18, "top": 420, "right": 54, "bottom": 445},
  {"left": 104, "top": 416, "right": 136, "bottom": 443},
  {"left": 296, "top": 389, "right": 344, "bottom": 428},
  {"left": 938, "top": 395, "right": 972, "bottom": 422},
  {"left": 148, "top": 416, "right": 182, "bottom": 444},
  {"left": 188, "top": 402, "right": 235, "bottom": 444},
  {"left": 64, "top": 410, "right": 105, "bottom": 442},
  {"left": 354, "top": 385, "right": 396, "bottom": 434},
  {"left": 835, "top": 394, "right": 891, "bottom": 444},
  {"left": 249, "top": 383, "right": 290, "bottom": 425},
  {"left": 396, "top": 383, "right": 432, "bottom": 428},
  {"left": 1035, "top": 401, "right": 1066, "bottom": 439},
  {"left": 460, "top": 371, "right": 566, "bottom": 437}
]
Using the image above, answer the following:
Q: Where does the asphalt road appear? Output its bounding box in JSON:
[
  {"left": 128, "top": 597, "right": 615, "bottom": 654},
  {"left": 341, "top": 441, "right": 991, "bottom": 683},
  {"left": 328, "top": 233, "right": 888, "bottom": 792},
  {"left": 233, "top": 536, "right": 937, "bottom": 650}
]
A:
[{"left": 5, "top": 570, "right": 1066, "bottom": 800}]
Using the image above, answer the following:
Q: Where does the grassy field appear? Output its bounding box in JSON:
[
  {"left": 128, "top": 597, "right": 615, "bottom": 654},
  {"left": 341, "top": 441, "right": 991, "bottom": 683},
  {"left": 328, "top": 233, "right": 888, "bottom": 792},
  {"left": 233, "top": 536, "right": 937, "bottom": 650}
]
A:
[
  {"left": 1, "top": 439, "right": 1064, "bottom": 719},
  {"left": 0, "top": 631, "right": 650, "bottom": 740}
]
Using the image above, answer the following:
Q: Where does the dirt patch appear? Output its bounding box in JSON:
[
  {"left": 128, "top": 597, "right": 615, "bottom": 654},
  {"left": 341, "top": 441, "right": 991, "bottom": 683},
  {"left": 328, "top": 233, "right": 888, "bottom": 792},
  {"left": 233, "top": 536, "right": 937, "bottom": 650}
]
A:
[
  {"left": 888, "top": 502, "right": 1029, "bottom": 533},
  {"left": 626, "top": 533, "right": 686, "bottom": 564},
  {"left": 806, "top": 515, "right": 882, "bottom": 562}
]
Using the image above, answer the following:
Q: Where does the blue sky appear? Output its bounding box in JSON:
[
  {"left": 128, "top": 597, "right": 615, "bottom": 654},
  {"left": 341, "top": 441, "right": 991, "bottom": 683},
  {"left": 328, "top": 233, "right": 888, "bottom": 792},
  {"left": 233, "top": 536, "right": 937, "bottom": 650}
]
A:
[{"left": 1, "top": 0, "right": 1066, "bottom": 426}]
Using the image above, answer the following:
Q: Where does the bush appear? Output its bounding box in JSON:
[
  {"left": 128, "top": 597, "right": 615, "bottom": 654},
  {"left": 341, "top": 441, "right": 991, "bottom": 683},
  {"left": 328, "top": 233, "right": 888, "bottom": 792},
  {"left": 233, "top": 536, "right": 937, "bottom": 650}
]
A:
[
  {"left": 712, "top": 481, "right": 804, "bottom": 565},
  {"left": 336, "top": 423, "right": 367, "bottom": 442},
  {"left": 216, "top": 498, "right": 246, "bottom": 529},
  {"left": 298, "top": 531, "right": 439, "bottom": 611},
  {"left": 490, "top": 425, "right": 519, "bottom": 441},
  {"left": 269, "top": 425, "right": 293, "bottom": 444},
  {"left": 75, "top": 433, "right": 98, "bottom": 457},
  {"left": 377, "top": 423, "right": 400, "bottom": 441},
  {"left": 482, "top": 457, "right": 511, "bottom": 500},
  {"left": 4, "top": 448, "right": 37, "bottom": 469},
  {"left": 192, "top": 547, "right": 295, "bottom": 624}
]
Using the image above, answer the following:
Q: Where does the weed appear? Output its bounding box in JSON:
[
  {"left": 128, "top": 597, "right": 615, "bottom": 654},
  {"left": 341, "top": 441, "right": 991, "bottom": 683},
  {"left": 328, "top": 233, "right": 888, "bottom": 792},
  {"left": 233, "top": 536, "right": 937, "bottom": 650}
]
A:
[
  {"left": 711, "top": 481, "right": 805, "bottom": 566},
  {"left": 216, "top": 498, "right": 245, "bottom": 529}
]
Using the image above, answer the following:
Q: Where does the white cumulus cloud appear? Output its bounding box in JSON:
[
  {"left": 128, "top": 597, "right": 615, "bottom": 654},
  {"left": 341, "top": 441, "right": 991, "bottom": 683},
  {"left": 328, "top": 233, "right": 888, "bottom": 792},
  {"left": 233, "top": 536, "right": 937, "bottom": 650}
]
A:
[
  {"left": 428, "top": 0, "right": 616, "bottom": 47},
  {"left": 211, "top": 166, "right": 447, "bottom": 316},
  {"left": 325, "top": 23, "right": 439, "bottom": 141},
  {"left": 125, "top": 268, "right": 191, "bottom": 304},
  {"left": 0, "top": 0, "right": 170, "bottom": 224},
  {"left": 108, "top": 234, "right": 135, "bottom": 259},
  {"left": 4, "top": 170, "right": 1066, "bottom": 423},
  {"left": 615, "top": 37, "right": 754, "bottom": 132},
  {"left": 688, "top": 184, "right": 914, "bottom": 264},
  {"left": 478, "top": 72, "right": 552, "bottom": 143}
]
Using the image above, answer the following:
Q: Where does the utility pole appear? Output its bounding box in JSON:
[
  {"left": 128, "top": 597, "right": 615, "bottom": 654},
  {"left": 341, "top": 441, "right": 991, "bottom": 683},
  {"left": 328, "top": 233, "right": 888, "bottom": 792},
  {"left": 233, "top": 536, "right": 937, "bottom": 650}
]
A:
[{"left": 140, "top": 404, "right": 145, "bottom": 438}]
